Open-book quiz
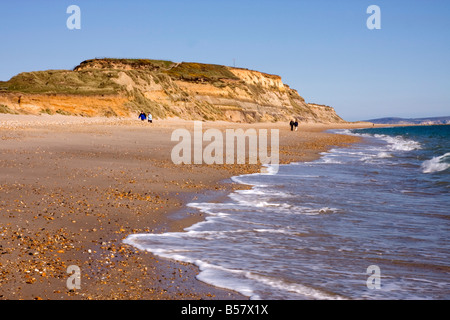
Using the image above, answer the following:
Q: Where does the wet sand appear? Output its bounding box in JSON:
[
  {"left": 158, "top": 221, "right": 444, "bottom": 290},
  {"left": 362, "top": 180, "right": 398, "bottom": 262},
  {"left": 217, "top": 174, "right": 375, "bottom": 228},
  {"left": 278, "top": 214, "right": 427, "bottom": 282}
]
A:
[{"left": 0, "top": 115, "right": 376, "bottom": 300}]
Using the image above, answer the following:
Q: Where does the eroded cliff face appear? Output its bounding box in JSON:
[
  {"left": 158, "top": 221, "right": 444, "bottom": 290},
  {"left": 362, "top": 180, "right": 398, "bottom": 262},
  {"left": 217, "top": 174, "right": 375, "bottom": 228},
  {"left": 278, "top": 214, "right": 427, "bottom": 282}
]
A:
[
  {"left": 0, "top": 93, "right": 129, "bottom": 117},
  {"left": 0, "top": 59, "right": 346, "bottom": 123}
]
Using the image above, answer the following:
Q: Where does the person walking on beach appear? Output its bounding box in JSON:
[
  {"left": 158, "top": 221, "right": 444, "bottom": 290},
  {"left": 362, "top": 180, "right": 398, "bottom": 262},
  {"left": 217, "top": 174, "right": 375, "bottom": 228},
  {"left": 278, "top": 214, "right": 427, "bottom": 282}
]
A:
[
  {"left": 138, "top": 111, "right": 147, "bottom": 121},
  {"left": 294, "top": 119, "right": 299, "bottom": 131},
  {"left": 148, "top": 113, "right": 153, "bottom": 123},
  {"left": 290, "top": 120, "right": 295, "bottom": 131}
]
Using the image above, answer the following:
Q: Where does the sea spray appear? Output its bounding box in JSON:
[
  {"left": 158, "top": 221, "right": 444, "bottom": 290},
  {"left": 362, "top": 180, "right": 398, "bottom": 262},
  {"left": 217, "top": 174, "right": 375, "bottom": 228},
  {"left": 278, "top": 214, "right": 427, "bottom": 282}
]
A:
[{"left": 421, "top": 152, "right": 450, "bottom": 173}]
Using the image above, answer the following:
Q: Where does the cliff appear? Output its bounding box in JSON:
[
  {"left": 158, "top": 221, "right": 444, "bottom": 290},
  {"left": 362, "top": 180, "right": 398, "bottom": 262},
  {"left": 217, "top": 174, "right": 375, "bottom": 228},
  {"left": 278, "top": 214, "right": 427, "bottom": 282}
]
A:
[{"left": 0, "top": 58, "right": 346, "bottom": 123}]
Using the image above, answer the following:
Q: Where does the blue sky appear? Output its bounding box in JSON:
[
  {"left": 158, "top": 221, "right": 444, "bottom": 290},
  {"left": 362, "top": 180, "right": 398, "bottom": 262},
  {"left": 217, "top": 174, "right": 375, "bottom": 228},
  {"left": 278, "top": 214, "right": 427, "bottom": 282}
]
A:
[{"left": 1, "top": 0, "right": 449, "bottom": 121}]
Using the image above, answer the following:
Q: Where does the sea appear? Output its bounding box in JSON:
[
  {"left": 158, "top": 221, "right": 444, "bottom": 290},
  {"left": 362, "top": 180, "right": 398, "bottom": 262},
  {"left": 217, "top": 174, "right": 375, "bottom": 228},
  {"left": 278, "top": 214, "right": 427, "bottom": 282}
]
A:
[{"left": 124, "top": 125, "right": 450, "bottom": 300}]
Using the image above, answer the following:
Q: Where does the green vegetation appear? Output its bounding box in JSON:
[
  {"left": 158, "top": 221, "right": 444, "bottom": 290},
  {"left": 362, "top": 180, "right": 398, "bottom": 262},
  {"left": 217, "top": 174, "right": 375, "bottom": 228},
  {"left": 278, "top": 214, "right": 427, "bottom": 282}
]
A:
[
  {"left": 4, "top": 70, "right": 123, "bottom": 95},
  {"left": 164, "top": 62, "right": 239, "bottom": 82},
  {"left": 2, "top": 59, "right": 239, "bottom": 96},
  {"left": 40, "top": 108, "right": 54, "bottom": 115},
  {"left": 55, "top": 109, "right": 71, "bottom": 116},
  {"left": 0, "top": 81, "right": 7, "bottom": 91},
  {"left": 75, "top": 58, "right": 176, "bottom": 71},
  {"left": 1, "top": 60, "right": 239, "bottom": 96},
  {"left": 0, "top": 104, "right": 17, "bottom": 114}
]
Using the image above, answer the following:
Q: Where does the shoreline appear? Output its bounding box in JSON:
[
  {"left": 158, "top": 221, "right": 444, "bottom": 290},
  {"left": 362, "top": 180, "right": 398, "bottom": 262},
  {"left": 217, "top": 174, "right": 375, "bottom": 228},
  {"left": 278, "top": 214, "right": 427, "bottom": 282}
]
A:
[
  {"left": 0, "top": 114, "right": 377, "bottom": 300},
  {"left": 147, "top": 123, "right": 375, "bottom": 300}
]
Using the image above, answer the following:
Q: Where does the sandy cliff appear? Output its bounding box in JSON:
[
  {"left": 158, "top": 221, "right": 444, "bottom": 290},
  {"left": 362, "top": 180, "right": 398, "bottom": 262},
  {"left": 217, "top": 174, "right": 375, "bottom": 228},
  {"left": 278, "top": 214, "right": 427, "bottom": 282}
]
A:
[{"left": 0, "top": 59, "right": 346, "bottom": 123}]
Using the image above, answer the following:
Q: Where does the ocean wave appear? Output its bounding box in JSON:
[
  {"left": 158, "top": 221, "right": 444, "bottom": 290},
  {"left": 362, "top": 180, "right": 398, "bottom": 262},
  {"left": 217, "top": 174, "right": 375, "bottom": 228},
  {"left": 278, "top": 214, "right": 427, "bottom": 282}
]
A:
[
  {"left": 123, "top": 236, "right": 260, "bottom": 298},
  {"left": 334, "top": 129, "right": 372, "bottom": 138},
  {"left": 234, "top": 188, "right": 294, "bottom": 199},
  {"left": 343, "top": 128, "right": 421, "bottom": 153},
  {"left": 377, "top": 151, "right": 392, "bottom": 158},
  {"left": 374, "top": 134, "right": 421, "bottom": 152},
  {"left": 194, "top": 261, "right": 259, "bottom": 299},
  {"left": 360, "top": 151, "right": 393, "bottom": 163},
  {"left": 318, "top": 157, "right": 343, "bottom": 164},
  {"left": 245, "top": 273, "right": 346, "bottom": 300},
  {"left": 252, "top": 228, "right": 301, "bottom": 235},
  {"left": 195, "top": 261, "right": 347, "bottom": 300},
  {"left": 421, "top": 153, "right": 450, "bottom": 173},
  {"left": 225, "top": 193, "right": 342, "bottom": 215}
]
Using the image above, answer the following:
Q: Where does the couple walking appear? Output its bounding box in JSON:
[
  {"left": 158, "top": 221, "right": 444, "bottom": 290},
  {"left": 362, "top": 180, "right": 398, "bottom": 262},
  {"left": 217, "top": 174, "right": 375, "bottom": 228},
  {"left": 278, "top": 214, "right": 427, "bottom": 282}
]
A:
[
  {"left": 138, "top": 111, "right": 153, "bottom": 123},
  {"left": 289, "top": 119, "right": 299, "bottom": 131}
]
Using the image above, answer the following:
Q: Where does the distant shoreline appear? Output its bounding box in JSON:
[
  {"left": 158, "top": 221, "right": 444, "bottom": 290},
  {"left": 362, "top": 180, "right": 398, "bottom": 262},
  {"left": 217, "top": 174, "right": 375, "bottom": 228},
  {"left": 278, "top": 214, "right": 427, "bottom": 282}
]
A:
[{"left": 363, "top": 116, "right": 450, "bottom": 125}]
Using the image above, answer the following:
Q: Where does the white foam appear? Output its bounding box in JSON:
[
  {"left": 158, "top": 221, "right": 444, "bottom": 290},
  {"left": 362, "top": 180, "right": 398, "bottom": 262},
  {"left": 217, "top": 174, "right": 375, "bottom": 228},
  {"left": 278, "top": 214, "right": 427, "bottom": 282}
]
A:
[
  {"left": 187, "top": 203, "right": 231, "bottom": 216},
  {"left": 124, "top": 236, "right": 260, "bottom": 298},
  {"left": 253, "top": 228, "right": 297, "bottom": 235},
  {"left": 184, "top": 229, "right": 251, "bottom": 238},
  {"left": 296, "top": 207, "right": 341, "bottom": 215},
  {"left": 194, "top": 262, "right": 258, "bottom": 298},
  {"left": 376, "top": 152, "right": 392, "bottom": 158},
  {"left": 319, "top": 157, "right": 343, "bottom": 164},
  {"left": 339, "top": 129, "right": 421, "bottom": 153},
  {"left": 318, "top": 207, "right": 339, "bottom": 214},
  {"left": 226, "top": 192, "right": 342, "bottom": 216},
  {"left": 230, "top": 174, "right": 254, "bottom": 185},
  {"left": 421, "top": 153, "right": 450, "bottom": 173},
  {"left": 260, "top": 164, "right": 280, "bottom": 175},
  {"left": 245, "top": 273, "right": 346, "bottom": 300},
  {"left": 234, "top": 188, "right": 293, "bottom": 199},
  {"left": 360, "top": 151, "right": 392, "bottom": 163},
  {"left": 193, "top": 261, "right": 347, "bottom": 300},
  {"left": 375, "top": 134, "right": 421, "bottom": 152}
]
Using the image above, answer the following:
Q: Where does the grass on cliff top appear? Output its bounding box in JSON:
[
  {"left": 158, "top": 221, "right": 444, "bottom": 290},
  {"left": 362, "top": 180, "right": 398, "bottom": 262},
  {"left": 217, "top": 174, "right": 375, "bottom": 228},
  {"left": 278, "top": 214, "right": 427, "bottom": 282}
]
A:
[
  {"left": 3, "top": 69, "right": 123, "bottom": 95},
  {"left": 76, "top": 58, "right": 176, "bottom": 71},
  {"left": 2, "top": 60, "right": 240, "bottom": 95},
  {"left": 164, "top": 62, "right": 240, "bottom": 82}
]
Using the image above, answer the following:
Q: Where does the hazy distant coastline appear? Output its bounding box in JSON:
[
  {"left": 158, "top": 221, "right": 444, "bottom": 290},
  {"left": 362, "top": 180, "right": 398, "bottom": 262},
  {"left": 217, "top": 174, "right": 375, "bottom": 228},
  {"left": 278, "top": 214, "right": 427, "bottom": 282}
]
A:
[{"left": 364, "top": 116, "right": 450, "bottom": 125}]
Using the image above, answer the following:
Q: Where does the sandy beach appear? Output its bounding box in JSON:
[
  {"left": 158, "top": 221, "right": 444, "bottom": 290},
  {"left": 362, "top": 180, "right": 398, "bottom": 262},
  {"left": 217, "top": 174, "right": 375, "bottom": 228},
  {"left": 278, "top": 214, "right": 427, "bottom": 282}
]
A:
[{"left": 0, "top": 114, "right": 376, "bottom": 300}]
